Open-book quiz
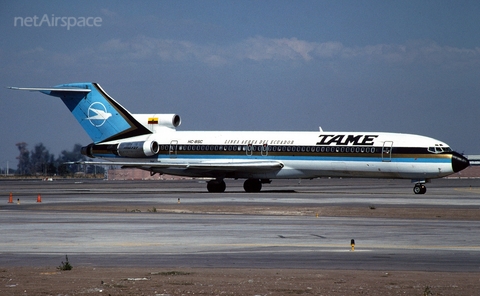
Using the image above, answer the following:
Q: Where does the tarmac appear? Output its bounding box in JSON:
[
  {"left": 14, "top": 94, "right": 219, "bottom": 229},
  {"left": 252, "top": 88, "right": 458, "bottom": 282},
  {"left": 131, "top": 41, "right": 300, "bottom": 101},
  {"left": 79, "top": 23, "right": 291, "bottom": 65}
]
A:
[{"left": 1, "top": 177, "right": 479, "bottom": 272}]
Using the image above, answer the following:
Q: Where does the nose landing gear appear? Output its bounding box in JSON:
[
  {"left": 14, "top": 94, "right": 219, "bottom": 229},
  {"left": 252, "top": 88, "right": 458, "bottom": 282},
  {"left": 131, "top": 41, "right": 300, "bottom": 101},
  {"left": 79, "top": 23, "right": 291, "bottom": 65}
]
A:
[{"left": 413, "top": 183, "right": 427, "bottom": 194}]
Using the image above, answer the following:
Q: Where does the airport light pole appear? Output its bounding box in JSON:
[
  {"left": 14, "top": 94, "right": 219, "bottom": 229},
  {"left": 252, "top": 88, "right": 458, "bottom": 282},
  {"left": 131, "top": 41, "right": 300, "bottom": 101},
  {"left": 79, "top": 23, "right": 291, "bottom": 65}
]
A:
[{"left": 1, "top": 160, "right": 10, "bottom": 176}]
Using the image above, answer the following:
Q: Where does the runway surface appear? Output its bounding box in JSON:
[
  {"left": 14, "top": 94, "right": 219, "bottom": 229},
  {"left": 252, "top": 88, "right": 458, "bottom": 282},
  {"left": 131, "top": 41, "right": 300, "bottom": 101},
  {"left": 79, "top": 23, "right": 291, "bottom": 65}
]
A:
[{"left": 1, "top": 177, "right": 479, "bottom": 271}]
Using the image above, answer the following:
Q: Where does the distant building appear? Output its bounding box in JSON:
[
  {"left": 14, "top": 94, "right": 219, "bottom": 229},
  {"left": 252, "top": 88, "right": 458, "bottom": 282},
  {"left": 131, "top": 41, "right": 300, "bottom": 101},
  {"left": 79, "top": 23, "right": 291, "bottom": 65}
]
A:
[
  {"left": 447, "top": 166, "right": 480, "bottom": 179},
  {"left": 447, "top": 155, "right": 480, "bottom": 178},
  {"left": 466, "top": 155, "right": 480, "bottom": 166}
]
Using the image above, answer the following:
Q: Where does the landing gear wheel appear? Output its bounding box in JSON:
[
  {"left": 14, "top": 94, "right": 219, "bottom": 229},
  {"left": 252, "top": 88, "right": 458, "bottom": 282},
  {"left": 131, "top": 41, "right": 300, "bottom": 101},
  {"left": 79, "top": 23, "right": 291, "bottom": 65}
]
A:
[
  {"left": 413, "top": 183, "right": 426, "bottom": 194},
  {"left": 243, "top": 179, "right": 262, "bottom": 192},
  {"left": 207, "top": 179, "right": 226, "bottom": 193}
]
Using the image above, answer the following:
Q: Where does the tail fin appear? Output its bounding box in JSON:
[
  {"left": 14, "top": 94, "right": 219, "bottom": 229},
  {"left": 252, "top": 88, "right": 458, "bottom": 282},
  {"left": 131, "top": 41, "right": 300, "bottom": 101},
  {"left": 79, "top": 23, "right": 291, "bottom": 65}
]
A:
[{"left": 9, "top": 82, "right": 151, "bottom": 143}]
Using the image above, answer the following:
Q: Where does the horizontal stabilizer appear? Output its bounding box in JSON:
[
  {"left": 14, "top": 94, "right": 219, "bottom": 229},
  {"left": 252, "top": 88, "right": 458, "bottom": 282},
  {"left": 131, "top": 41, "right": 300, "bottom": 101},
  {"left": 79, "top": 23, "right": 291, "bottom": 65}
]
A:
[{"left": 8, "top": 86, "right": 91, "bottom": 93}]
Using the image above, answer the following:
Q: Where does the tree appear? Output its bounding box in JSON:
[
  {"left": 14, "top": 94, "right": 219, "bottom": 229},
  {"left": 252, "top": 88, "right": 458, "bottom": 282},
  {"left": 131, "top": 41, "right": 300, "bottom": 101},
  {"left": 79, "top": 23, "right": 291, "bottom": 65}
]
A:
[
  {"left": 30, "top": 143, "right": 55, "bottom": 176},
  {"left": 56, "top": 143, "right": 89, "bottom": 176},
  {"left": 15, "top": 142, "right": 104, "bottom": 177},
  {"left": 16, "top": 142, "right": 30, "bottom": 175}
]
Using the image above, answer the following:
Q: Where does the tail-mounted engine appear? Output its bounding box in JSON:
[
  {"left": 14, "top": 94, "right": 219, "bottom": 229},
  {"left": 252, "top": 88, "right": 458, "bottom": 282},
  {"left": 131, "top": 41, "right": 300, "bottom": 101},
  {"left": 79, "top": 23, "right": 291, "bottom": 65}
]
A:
[
  {"left": 81, "top": 140, "right": 159, "bottom": 158},
  {"left": 133, "top": 114, "right": 181, "bottom": 131},
  {"left": 117, "top": 141, "right": 159, "bottom": 157}
]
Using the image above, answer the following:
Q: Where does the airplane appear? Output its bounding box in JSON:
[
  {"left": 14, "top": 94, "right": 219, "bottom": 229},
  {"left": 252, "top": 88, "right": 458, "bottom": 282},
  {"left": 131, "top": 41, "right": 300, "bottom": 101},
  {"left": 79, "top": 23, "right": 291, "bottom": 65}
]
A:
[{"left": 9, "top": 82, "right": 470, "bottom": 194}]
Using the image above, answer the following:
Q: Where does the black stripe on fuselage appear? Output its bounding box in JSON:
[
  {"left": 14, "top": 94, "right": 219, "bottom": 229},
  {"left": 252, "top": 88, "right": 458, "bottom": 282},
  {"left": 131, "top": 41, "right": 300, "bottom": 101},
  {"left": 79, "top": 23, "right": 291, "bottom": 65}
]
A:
[
  {"left": 93, "top": 83, "right": 152, "bottom": 143},
  {"left": 153, "top": 144, "right": 448, "bottom": 158}
]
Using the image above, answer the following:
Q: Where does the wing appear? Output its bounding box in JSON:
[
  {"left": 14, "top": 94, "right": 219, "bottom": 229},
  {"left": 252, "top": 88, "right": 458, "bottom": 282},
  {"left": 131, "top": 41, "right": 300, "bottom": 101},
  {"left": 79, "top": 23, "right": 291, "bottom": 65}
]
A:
[{"left": 69, "top": 159, "right": 284, "bottom": 174}]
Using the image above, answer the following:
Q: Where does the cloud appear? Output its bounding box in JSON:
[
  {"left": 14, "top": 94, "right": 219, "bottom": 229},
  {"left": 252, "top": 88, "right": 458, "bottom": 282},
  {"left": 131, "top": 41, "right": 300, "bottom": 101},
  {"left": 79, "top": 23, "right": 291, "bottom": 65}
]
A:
[
  {"left": 106, "top": 36, "right": 480, "bottom": 69},
  {"left": 10, "top": 35, "right": 480, "bottom": 71},
  {"left": 334, "top": 40, "right": 480, "bottom": 68},
  {"left": 237, "top": 36, "right": 315, "bottom": 61},
  {"left": 313, "top": 42, "right": 344, "bottom": 58},
  {"left": 94, "top": 36, "right": 224, "bottom": 65},
  {"left": 100, "top": 8, "right": 118, "bottom": 18},
  {"left": 90, "top": 36, "right": 319, "bottom": 65}
]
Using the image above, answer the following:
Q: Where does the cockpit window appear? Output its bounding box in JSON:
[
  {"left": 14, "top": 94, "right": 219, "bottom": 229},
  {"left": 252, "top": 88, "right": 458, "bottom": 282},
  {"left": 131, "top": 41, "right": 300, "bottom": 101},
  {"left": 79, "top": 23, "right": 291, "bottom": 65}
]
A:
[{"left": 427, "top": 144, "right": 451, "bottom": 154}]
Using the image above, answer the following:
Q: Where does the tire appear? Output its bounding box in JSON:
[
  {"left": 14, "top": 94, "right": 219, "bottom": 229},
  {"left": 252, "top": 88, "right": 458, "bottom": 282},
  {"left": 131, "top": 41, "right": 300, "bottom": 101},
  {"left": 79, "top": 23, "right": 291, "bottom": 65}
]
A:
[
  {"left": 413, "top": 184, "right": 426, "bottom": 194},
  {"left": 207, "top": 180, "right": 226, "bottom": 193},
  {"left": 243, "top": 179, "right": 262, "bottom": 192}
]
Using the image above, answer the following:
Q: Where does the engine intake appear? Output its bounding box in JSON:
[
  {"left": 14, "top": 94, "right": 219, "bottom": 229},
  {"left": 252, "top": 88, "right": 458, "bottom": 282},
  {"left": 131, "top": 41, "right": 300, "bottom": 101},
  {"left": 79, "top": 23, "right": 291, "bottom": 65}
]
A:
[
  {"left": 132, "top": 113, "right": 181, "bottom": 131},
  {"left": 158, "top": 114, "right": 181, "bottom": 128},
  {"left": 117, "top": 141, "right": 159, "bottom": 157}
]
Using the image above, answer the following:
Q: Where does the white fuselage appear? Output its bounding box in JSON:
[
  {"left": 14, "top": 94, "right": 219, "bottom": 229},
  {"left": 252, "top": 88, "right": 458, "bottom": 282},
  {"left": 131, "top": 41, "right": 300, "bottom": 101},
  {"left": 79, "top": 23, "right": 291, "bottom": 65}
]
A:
[{"left": 97, "top": 130, "right": 460, "bottom": 181}]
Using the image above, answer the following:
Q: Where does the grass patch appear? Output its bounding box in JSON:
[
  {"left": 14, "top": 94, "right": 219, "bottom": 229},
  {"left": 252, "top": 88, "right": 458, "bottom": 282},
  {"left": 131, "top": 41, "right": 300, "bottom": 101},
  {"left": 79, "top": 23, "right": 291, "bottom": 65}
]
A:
[{"left": 57, "top": 255, "right": 73, "bottom": 271}]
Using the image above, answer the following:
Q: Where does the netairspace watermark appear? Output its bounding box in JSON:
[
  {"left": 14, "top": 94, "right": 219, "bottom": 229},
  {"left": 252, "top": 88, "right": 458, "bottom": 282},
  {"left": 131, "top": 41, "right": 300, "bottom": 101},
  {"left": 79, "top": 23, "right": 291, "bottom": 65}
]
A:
[{"left": 14, "top": 14, "right": 102, "bottom": 30}]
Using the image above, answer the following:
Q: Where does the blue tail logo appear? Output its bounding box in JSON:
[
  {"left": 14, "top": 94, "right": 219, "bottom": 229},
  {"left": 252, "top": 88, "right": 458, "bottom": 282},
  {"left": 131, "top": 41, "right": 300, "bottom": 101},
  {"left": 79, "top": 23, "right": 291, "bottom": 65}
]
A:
[{"left": 87, "top": 102, "right": 112, "bottom": 127}]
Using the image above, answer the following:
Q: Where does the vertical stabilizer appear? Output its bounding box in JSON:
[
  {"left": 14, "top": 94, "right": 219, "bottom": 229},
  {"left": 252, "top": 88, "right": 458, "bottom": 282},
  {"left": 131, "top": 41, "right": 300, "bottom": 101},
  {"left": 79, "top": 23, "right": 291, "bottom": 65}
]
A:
[{"left": 9, "top": 83, "right": 151, "bottom": 143}]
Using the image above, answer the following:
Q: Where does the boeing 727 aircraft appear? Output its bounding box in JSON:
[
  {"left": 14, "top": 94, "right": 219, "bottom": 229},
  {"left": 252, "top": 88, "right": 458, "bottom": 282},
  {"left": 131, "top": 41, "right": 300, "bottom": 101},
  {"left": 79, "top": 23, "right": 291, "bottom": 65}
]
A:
[{"left": 9, "top": 82, "right": 470, "bottom": 194}]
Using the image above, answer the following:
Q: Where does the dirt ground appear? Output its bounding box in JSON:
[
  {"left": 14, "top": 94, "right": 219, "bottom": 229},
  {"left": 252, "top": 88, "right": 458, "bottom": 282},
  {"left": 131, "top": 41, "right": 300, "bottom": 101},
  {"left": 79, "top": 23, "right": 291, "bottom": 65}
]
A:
[
  {"left": 28, "top": 203, "right": 480, "bottom": 221},
  {"left": 1, "top": 266, "right": 479, "bottom": 296}
]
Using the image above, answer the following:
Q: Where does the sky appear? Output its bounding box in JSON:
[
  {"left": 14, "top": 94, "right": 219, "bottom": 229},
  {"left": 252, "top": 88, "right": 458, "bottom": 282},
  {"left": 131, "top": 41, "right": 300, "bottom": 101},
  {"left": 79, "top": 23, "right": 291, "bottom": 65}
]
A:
[{"left": 1, "top": 0, "right": 480, "bottom": 170}]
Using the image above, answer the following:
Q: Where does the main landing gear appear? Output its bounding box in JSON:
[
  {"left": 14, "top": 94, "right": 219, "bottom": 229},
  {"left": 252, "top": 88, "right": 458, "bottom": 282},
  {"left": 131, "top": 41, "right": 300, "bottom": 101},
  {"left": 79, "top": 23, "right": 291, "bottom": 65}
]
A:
[
  {"left": 243, "top": 178, "right": 262, "bottom": 192},
  {"left": 207, "top": 178, "right": 270, "bottom": 193},
  {"left": 413, "top": 183, "right": 427, "bottom": 194},
  {"left": 207, "top": 179, "right": 226, "bottom": 193}
]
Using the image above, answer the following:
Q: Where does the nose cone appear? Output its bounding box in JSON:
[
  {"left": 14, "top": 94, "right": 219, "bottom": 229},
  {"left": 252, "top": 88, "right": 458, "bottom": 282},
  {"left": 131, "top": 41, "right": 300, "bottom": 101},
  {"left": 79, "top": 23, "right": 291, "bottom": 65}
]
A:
[{"left": 451, "top": 152, "right": 470, "bottom": 173}]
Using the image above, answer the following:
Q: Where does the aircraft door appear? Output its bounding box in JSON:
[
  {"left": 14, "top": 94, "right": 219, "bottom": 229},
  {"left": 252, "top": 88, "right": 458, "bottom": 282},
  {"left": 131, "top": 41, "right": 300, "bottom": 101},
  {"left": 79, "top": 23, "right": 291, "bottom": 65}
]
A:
[
  {"left": 169, "top": 140, "right": 178, "bottom": 158},
  {"left": 382, "top": 141, "right": 393, "bottom": 162},
  {"left": 245, "top": 143, "right": 268, "bottom": 156},
  {"left": 246, "top": 144, "right": 253, "bottom": 156},
  {"left": 261, "top": 143, "right": 268, "bottom": 156}
]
